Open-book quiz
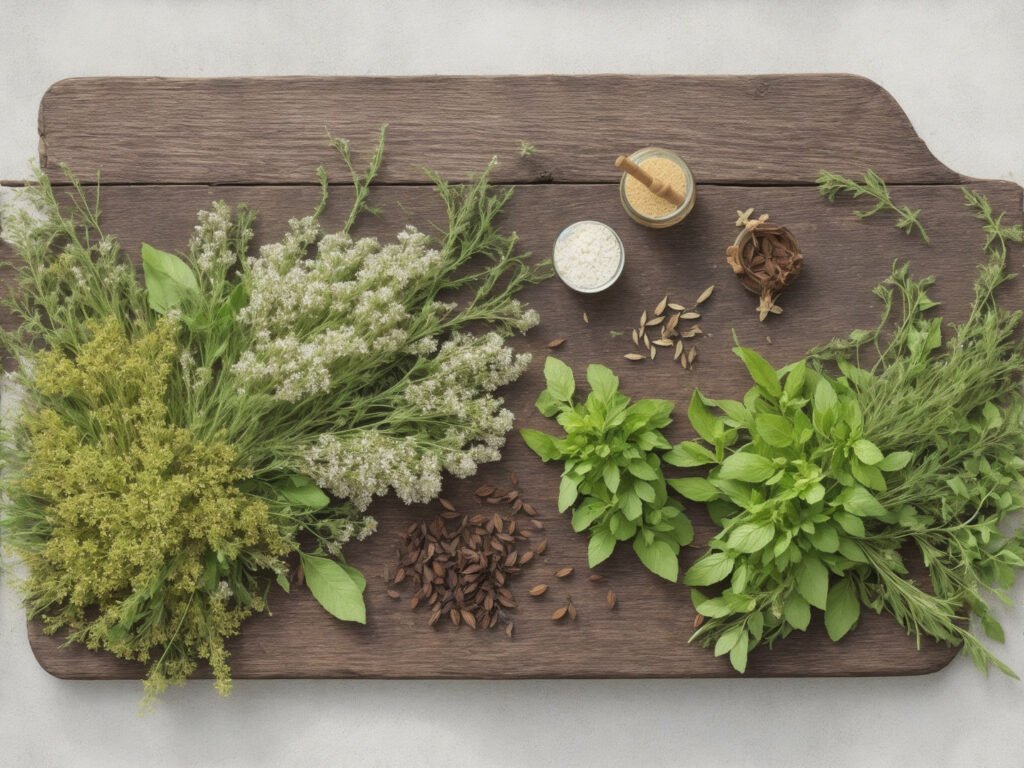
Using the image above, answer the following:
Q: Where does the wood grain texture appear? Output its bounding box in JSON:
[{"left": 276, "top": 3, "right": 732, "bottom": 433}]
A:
[
  {"left": 14, "top": 179, "right": 1021, "bottom": 680},
  {"left": 36, "top": 75, "right": 961, "bottom": 186}
]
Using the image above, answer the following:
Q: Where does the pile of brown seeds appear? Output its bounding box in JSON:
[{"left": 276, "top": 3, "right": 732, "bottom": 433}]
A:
[
  {"left": 389, "top": 479, "right": 545, "bottom": 637},
  {"left": 624, "top": 287, "right": 713, "bottom": 370}
]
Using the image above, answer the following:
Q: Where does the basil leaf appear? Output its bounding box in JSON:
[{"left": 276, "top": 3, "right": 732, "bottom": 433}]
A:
[
  {"left": 585, "top": 363, "right": 618, "bottom": 403},
  {"left": 824, "top": 578, "right": 861, "bottom": 641},
  {"left": 852, "top": 439, "right": 884, "bottom": 466},
  {"left": 733, "top": 346, "right": 781, "bottom": 398},
  {"left": 632, "top": 537, "right": 679, "bottom": 582},
  {"left": 602, "top": 462, "right": 620, "bottom": 493},
  {"left": 663, "top": 441, "right": 717, "bottom": 468},
  {"left": 543, "top": 356, "right": 575, "bottom": 402},
  {"left": 684, "top": 551, "right": 734, "bottom": 586},
  {"left": 299, "top": 554, "right": 366, "bottom": 624},
  {"left": 557, "top": 475, "right": 579, "bottom": 512},
  {"left": 141, "top": 243, "right": 199, "bottom": 313},
  {"left": 668, "top": 477, "right": 720, "bottom": 502},
  {"left": 783, "top": 592, "right": 811, "bottom": 631},
  {"left": 688, "top": 390, "right": 722, "bottom": 444},
  {"left": 727, "top": 522, "right": 775, "bottom": 554},
  {"left": 754, "top": 413, "right": 793, "bottom": 447},
  {"left": 795, "top": 555, "right": 829, "bottom": 610},
  {"left": 877, "top": 450, "right": 913, "bottom": 472},
  {"left": 588, "top": 526, "right": 616, "bottom": 567},
  {"left": 274, "top": 474, "right": 330, "bottom": 510},
  {"left": 520, "top": 428, "right": 562, "bottom": 462},
  {"left": 718, "top": 452, "right": 776, "bottom": 483}
]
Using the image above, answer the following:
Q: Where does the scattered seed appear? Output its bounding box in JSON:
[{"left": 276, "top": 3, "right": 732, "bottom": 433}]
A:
[
  {"left": 687, "top": 347, "right": 698, "bottom": 364},
  {"left": 766, "top": 335, "right": 773, "bottom": 345},
  {"left": 649, "top": 346, "right": 657, "bottom": 360},
  {"left": 529, "top": 584, "right": 549, "bottom": 596},
  {"left": 655, "top": 295, "right": 668, "bottom": 315},
  {"left": 653, "top": 338, "right": 674, "bottom": 347},
  {"left": 523, "top": 502, "right": 538, "bottom": 517},
  {"left": 631, "top": 328, "right": 640, "bottom": 346},
  {"left": 640, "top": 310, "right": 648, "bottom": 327},
  {"left": 694, "top": 614, "right": 704, "bottom": 629},
  {"left": 607, "top": 590, "right": 617, "bottom": 609},
  {"left": 666, "top": 314, "right": 680, "bottom": 334},
  {"left": 642, "top": 334, "right": 651, "bottom": 350},
  {"left": 475, "top": 484, "right": 495, "bottom": 497},
  {"left": 624, "top": 353, "right": 645, "bottom": 361},
  {"left": 668, "top": 302, "right": 686, "bottom": 311},
  {"left": 535, "top": 539, "right": 548, "bottom": 555},
  {"left": 461, "top": 609, "right": 477, "bottom": 628},
  {"left": 696, "top": 285, "right": 715, "bottom": 304},
  {"left": 547, "top": 338, "right": 566, "bottom": 349},
  {"left": 674, "top": 340, "right": 684, "bottom": 360},
  {"left": 551, "top": 606, "right": 568, "bottom": 621},
  {"left": 587, "top": 574, "right": 607, "bottom": 583},
  {"left": 583, "top": 311, "right": 589, "bottom": 324},
  {"left": 681, "top": 311, "right": 701, "bottom": 320},
  {"left": 510, "top": 471, "right": 518, "bottom": 487},
  {"left": 438, "top": 497, "right": 456, "bottom": 512},
  {"left": 555, "top": 566, "right": 574, "bottom": 579},
  {"left": 505, "top": 622, "right": 514, "bottom": 638},
  {"left": 645, "top": 315, "right": 665, "bottom": 327},
  {"left": 680, "top": 353, "right": 688, "bottom": 370},
  {"left": 680, "top": 326, "right": 702, "bottom": 339},
  {"left": 387, "top": 589, "right": 401, "bottom": 599},
  {"left": 567, "top": 600, "right": 578, "bottom": 621}
]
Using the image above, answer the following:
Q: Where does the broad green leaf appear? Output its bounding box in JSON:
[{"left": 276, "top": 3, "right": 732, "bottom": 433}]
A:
[
  {"left": 783, "top": 359, "right": 807, "bottom": 397},
  {"left": 795, "top": 555, "right": 829, "bottom": 610},
  {"left": 299, "top": 554, "right": 366, "bottom": 623},
  {"left": 852, "top": 439, "right": 884, "bottom": 466},
  {"left": 664, "top": 441, "right": 717, "bottom": 468},
  {"left": 694, "top": 595, "right": 732, "bottom": 618},
  {"left": 824, "top": 579, "right": 861, "bottom": 641},
  {"left": 842, "top": 485, "right": 887, "bottom": 517},
  {"left": 571, "top": 499, "right": 605, "bottom": 532},
  {"left": 586, "top": 363, "right": 618, "bottom": 403},
  {"left": 729, "top": 631, "right": 750, "bottom": 674},
  {"left": 535, "top": 390, "right": 564, "bottom": 417},
  {"left": 877, "top": 451, "right": 913, "bottom": 472},
  {"left": 688, "top": 391, "right": 721, "bottom": 444},
  {"left": 850, "top": 460, "right": 887, "bottom": 492},
  {"left": 714, "top": 625, "right": 743, "bottom": 657},
  {"left": 670, "top": 514, "right": 695, "bottom": 547},
  {"left": 633, "top": 537, "right": 679, "bottom": 582},
  {"left": 684, "top": 551, "right": 734, "bottom": 586},
  {"left": 603, "top": 462, "right": 620, "bottom": 493},
  {"left": 275, "top": 571, "right": 291, "bottom": 593},
  {"left": 715, "top": 399, "right": 753, "bottom": 427},
  {"left": 557, "top": 475, "right": 579, "bottom": 512},
  {"left": 620, "top": 489, "right": 643, "bottom": 521},
  {"left": 668, "top": 477, "right": 720, "bottom": 502},
  {"left": 981, "top": 614, "right": 1006, "bottom": 643},
  {"left": 783, "top": 592, "right": 811, "bottom": 631},
  {"left": 754, "top": 413, "right": 793, "bottom": 447},
  {"left": 728, "top": 523, "right": 776, "bottom": 554},
  {"left": 813, "top": 379, "right": 838, "bottom": 418},
  {"left": 142, "top": 243, "right": 199, "bottom": 313},
  {"left": 520, "top": 428, "right": 562, "bottom": 462},
  {"left": 733, "top": 346, "right": 781, "bottom": 398},
  {"left": 274, "top": 475, "right": 330, "bottom": 510},
  {"left": 809, "top": 524, "right": 839, "bottom": 553},
  {"left": 628, "top": 460, "right": 659, "bottom": 481},
  {"left": 718, "top": 452, "right": 776, "bottom": 483},
  {"left": 634, "top": 480, "right": 655, "bottom": 503},
  {"left": 833, "top": 511, "right": 866, "bottom": 538},
  {"left": 588, "top": 527, "right": 616, "bottom": 567},
  {"left": 544, "top": 356, "right": 575, "bottom": 402}
]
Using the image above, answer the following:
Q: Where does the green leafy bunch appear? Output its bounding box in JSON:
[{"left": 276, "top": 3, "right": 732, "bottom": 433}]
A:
[
  {"left": 674, "top": 346, "right": 909, "bottom": 673},
  {"left": 680, "top": 179, "right": 1024, "bottom": 675},
  {"left": 521, "top": 358, "right": 694, "bottom": 581}
]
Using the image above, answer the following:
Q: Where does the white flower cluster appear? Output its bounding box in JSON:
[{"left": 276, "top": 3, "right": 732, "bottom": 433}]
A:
[
  {"left": 232, "top": 223, "right": 493, "bottom": 402},
  {"left": 190, "top": 201, "right": 245, "bottom": 275},
  {"left": 303, "top": 332, "right": 530, "bottom": 511}
]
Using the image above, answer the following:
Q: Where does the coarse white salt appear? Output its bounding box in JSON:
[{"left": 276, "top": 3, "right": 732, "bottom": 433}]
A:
[{"left": 553, "top": 220, "right": 624, "bottom": 293}]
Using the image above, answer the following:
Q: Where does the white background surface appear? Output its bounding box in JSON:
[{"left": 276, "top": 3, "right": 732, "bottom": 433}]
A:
[{"left": 1, "top": 1, "right": 1023, "bottom": 766}]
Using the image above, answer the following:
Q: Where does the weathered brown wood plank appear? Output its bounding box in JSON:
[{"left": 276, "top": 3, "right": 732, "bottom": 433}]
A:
[
  {"left": 35, "top": 75, "right": 961, "bottom": 186},
  {"left": 14, "top": 179, "right": 1020, "bottom": 679}
]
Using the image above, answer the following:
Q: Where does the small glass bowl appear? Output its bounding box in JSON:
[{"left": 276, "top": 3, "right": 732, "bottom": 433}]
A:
[
  {"left": 619, "top": 147, "right": 696, "bottom": 229},
  {"left": 552, "top": 220, "right": 625, "bottom": 294}
]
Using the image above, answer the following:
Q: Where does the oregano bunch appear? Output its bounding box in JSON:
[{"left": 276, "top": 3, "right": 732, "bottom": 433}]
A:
[{"left": 521, "top": 358, "right": 694, "bottom": 581}]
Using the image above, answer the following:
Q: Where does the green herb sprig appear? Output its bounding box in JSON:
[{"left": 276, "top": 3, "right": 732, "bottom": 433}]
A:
[
  {"left": 816, "top": 169, "right": 929, "bottom": 243},
  {"left": 521, "top": 358, "right": 694, "bottom": 581}
]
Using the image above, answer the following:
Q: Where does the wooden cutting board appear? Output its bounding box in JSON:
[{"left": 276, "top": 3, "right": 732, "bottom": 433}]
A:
[{"left": 4, "top": 75, "right": 1021, "bottom": 679}]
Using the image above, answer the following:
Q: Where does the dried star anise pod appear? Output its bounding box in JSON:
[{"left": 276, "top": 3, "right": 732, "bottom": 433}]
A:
[{"left": 726, "top": 211, "right": 803, "bottom": 321}]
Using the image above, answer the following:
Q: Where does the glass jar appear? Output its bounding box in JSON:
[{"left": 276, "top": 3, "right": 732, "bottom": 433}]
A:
[
  {"left": 619, "top": 147, "right": 696, "bottom": 229},
  {"left": 552, "top": 220, "right": 625, "bottom": 293}
]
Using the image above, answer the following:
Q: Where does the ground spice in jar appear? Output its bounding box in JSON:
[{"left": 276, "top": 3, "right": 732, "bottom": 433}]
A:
[{"left": 624, "top": 157, "right": 689, "bottom": 218}]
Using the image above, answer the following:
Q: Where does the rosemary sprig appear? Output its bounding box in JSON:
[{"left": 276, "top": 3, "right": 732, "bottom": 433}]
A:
[{"left": 817, "top": 168, "right": 929, "bottom": 243}]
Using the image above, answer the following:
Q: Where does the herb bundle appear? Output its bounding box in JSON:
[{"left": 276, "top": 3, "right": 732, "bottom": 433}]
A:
[
  {"left": 678, "top": 177, "right": 1024, "bottom": 674},
  {"left": 0, "top": 131, "right": 547, "bottom": 696},
  {"left": 521, "top": 358, "right": 694, "bottom": 581}
]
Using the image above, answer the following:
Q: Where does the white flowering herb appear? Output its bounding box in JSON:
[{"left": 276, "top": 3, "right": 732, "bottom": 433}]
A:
[{"left": 0, "top": 128, "right": 548, "bottom": 697}]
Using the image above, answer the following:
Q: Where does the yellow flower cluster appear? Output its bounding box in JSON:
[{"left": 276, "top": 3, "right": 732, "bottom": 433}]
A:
[{"left": 15, "top": 318, "right": 290, "bottom": 696}]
